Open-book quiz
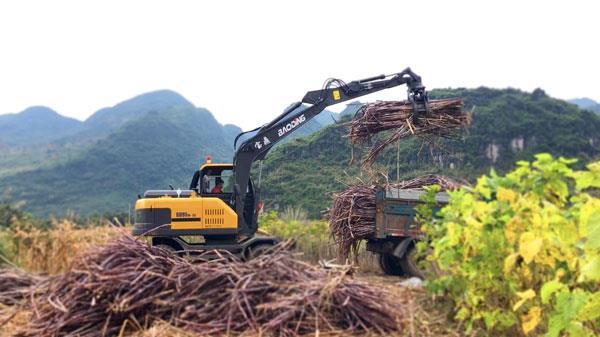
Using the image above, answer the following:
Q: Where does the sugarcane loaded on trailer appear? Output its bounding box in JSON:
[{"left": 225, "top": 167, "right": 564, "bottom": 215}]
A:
[{"left": 133, "top": 67, "right": 430, "bottom": 259}]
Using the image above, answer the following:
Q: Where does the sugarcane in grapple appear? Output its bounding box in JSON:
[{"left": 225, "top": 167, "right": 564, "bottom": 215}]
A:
[{"left": 348, "top": 98, "right": 470, "bottom": 166}]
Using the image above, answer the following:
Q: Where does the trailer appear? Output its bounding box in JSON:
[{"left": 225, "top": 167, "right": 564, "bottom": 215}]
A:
[{"left": 365, "top": 186, "right": 449, "bottom": 278}]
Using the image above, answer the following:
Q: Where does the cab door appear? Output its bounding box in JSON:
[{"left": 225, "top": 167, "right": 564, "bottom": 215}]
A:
[{"left": 199, "top": 166, "right": 237, "bottom": 230}]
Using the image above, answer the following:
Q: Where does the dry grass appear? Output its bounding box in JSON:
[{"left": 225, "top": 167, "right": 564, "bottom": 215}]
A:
[
  {"left": 0, "top": 304, "right": 30, "bottom": 337},
  {"left": 8, "top": 220, "right": 120, "bottom": 274},
  {"left": 130, "top": 322, "right": 197, "bottom": 337}
]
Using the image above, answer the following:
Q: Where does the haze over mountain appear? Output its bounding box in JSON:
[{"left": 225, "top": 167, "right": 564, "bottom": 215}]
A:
[
  {"left": 0, "top": 106, "right": 238, "bottom": 215},
  {"left": 0, "top": 90, "right": 199, "bottom": 149},
  {"left": 0, "top": 106, "right": 82, "bottom": 148},
  {"left": 569, "top": 97, "right": 600, "bottom": 114},
  {"left": 77, "top": 90, "right": 197, "bottom": 139},
  {"left": 0, "top": 90, "right": 234, "bottom": 178}
]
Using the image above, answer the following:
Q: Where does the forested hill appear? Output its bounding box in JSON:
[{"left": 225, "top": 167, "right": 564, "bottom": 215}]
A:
[
  {"left": 260, "top": 87, "right": 600, "bottom": 217},
  {"left": 0, "top": 106, "right": 82, "bottom": 148},
  {"left": 0, "top": 93, "right": 241, "bottom": 216}
]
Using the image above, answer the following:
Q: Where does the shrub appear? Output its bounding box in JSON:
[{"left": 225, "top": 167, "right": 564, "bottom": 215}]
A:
[{"left": 422, "top": 154, "right": 599, "bottom": 336}]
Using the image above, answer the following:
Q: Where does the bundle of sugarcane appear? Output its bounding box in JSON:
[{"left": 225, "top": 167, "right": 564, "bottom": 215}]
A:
[
  {"left": 0, "top": 267, "right": 48, "bottom": 305},
  {"left": 329, "top": 175, "right": 462, "bottom": 259},
  {"left": 348, "top": 98, "right": 469, "bottom": 166},
  {"left": 328, "top": 184, "right": 378, "bottom": 259},
  {"left": 19, "top": 234, "right": 406, "bottom": 337},
  {"left": 392, "top": 174, "right": 463, "bottom": 190}
]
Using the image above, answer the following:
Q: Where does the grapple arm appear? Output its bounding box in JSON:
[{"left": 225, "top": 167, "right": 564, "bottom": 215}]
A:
[{"left": 232, "top": 67, "right": 428, "bottom": 235}]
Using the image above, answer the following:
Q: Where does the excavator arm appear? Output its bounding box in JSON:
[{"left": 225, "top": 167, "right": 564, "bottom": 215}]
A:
[{"left": 232, "top": 67, "right": 428, "bottom": 235}]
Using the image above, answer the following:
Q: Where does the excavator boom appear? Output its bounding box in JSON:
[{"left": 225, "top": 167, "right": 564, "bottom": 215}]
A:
[{"left": 233, "top": 67, "right": 428, "bottom": 235}]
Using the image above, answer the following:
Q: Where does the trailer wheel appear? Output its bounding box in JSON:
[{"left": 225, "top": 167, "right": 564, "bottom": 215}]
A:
[
  {"left": 400, "top": 244, "right": 436, "bottom": 279},
  {"left": 378, "top": 253, "right": 404, "bottom": 276}
]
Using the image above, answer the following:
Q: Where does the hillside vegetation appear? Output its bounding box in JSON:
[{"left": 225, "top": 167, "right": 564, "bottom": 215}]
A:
[
  {"left": 260, "top": 87, "right": 600, "bottom": 217},
  {"left": 0, "top": 87, "right": 598, "bottom": 217},
  {"left": 0, "top": 107, "right": 237, "bottom": 216},
  {"left": 0, "top": 106, "right": 82, "bottom": 148},
  {"left": 0, "top": 90, "right": 205, "bottom": 177}
]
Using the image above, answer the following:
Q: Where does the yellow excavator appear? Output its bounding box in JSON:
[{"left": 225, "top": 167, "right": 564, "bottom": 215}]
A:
[{"left": 133, "top": 67, "right": 429, "bottom": 259}]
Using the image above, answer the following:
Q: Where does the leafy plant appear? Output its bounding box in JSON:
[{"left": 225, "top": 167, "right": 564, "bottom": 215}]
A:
[{"left": 422, "top": 154, "right": 599, "bottom": 336}]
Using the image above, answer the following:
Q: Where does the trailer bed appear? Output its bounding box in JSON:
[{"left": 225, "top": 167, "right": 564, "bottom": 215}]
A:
[{"left": 374, "top": 187, "right": 448, "bottom": 239}]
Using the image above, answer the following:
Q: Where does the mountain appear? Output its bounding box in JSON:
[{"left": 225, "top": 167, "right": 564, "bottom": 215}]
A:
[
  {"left": 569, "top": 97, "right": 599, "bottom": 109},
  {"left": 569, "top": 97, "right": 600, "bottom": 114},
  {"left": 0, "top": 104, "right": 238, "bottom": 216},
  {"left": 0, "top": 89, "right": 357, "bottom": 216},
  {"left": 0, "top": 90, "right": 207, "bottom": 178},
  {"left": 80, "top": 90, "right": 195, "bottom": 138},
  {"left": 260, "top": 87, "right": 600, "bottom": 217},
  {"left": 277, "top": 106, "right": 339, "bottom": 143},
  {"left": 0, "top": 106, "right": 82, "bottom": 148},
  {"left": 0, "top": 90, "right": 197, "bottom": 150},
  {"left": 223, "top": 124, "right": 243, "bottom": 140}
]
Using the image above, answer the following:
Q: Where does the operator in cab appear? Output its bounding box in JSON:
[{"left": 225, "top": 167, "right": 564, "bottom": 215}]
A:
[{"left": 211, "top": 177, "right": 224, "bottom": 193}]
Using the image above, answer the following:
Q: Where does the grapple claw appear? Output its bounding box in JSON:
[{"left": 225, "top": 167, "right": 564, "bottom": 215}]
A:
[{"left": 408, "top": 87, "right": 429, "bottom": 125}]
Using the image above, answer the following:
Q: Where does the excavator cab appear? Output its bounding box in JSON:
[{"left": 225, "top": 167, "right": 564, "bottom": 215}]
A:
[
  {"left": 189, "top": 159, "right": 259, "bottom": 228},
  {"left": 190, "top": 161, "right": 234, "bottom": 203}
]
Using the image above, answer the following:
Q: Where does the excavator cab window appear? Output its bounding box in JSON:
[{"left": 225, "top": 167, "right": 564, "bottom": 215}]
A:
[{"left": 202, "top": 168, "right": 234, "bottom": 194}]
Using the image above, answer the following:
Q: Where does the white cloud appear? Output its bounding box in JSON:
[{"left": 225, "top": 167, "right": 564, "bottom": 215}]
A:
[{"left": 0, "top": 0, "right": 598, "bottom": 129}]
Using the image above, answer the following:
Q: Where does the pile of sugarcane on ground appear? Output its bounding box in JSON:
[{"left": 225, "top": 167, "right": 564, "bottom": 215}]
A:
[
  {"left": 0, "top": 234, "right": 406, "bottom": 337},
  {"left": 348, "top": 98, "right": 469, "bottom": 166},
  {"left": 0, "top": 267, "right": 48, "bottom": 306},
  {"left": 329, "top": 175, "right": 462, "bottom": 259}
]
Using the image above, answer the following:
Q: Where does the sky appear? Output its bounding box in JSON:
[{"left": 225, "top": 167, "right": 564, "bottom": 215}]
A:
[{"left": 0, "top": 0, "right": 598, "bottom": 129}]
